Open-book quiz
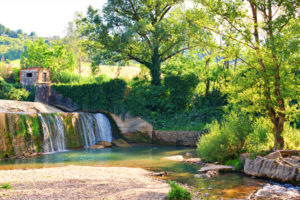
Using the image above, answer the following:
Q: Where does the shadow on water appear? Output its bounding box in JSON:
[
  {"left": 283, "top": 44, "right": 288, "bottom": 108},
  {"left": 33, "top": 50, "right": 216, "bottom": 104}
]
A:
[{"left": 0, "top": 145, "right": 264, "bottom": 199}]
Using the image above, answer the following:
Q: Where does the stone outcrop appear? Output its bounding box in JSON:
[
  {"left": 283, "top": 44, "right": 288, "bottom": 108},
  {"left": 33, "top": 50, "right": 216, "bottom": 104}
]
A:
[
  {"left": 110, "top": 113, "right": 153, "bottom": 143},
  {"left": 244, "top": 153, "right": 300, "bottom": 183}
]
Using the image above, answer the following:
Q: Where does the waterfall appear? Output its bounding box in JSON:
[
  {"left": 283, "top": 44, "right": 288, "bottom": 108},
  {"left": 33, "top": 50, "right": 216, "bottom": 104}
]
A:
[
  {"left": 94, "top": 113, "right": 112, "bottom": 143},
  {"left": 78, "top": 113, "right": 112, "bottom": 148},
  {"left": 38, "top": 114, "right": 66, "bottom": 153}
]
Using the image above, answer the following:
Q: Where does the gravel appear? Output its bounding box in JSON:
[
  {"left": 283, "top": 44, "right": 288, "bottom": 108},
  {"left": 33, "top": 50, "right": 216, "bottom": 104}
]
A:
[{"left": 0, "top": 165, "right": 170, "bottom": 200}]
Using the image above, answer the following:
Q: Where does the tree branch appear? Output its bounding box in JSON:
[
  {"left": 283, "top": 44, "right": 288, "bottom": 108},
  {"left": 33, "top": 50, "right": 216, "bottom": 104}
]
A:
[{"left": 162, "top": 46, "right": 194, "bottom": 61}]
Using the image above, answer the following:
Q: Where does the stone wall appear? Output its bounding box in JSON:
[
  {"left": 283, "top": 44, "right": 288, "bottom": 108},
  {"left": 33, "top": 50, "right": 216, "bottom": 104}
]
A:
[
  {"left": 153, "top": 130, "right": 207, "bottom": 146},
  {"left": 35, "top": 83, "right": 51, "bottom": 103},
  {"left": 20, "top": 68, "right": 39, "bottom": 88}
]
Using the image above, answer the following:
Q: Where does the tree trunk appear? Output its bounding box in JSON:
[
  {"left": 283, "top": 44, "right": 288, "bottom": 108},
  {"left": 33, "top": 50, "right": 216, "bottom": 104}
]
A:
[{"left": 270, "top": 113, "right": 285, "bottom": 150}]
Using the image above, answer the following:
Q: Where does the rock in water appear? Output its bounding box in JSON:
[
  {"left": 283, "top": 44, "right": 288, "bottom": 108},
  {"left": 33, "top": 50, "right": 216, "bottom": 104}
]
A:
[
  {"left": 249, "top": 184, "right": 300, "bottom": 200},
  {"left": 111, "top": 139, "right": 131, "bottom": 147},
  {"left": 89, "top": 145, "right": 105, "bottom": 149},
  {"left": 198, "top": 164, "right": 234, "bottom": 173},
  {"left": 96, "top": 141, "right": 112, "bottom": 147},
  {"left": 163, "top": 155, "right": 185, "bottom": 162},
  {"left": 244, "top": 156, "right": 299, "bottom": 183}
]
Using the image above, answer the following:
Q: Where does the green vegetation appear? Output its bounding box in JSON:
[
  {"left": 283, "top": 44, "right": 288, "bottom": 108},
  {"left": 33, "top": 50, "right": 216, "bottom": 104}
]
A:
[
  {"left": 0, "top": 182, "right": 12, "bottom": 190},
  {"left": 167, "top": 181, "right": 192, "bottom": 200}
]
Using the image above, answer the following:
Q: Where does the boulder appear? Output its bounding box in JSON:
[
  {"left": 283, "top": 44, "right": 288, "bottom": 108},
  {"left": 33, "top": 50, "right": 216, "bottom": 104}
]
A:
[
  {"left": 110, "top": 113, "right": 153, "bottom": 143},
  {"left": 96, "top": 141, "right": 112, "bottom": 147},
  {"left": 248, "top": 184, "right": 300, "bottom": 200},
  {"left": 198, "top": 164, "right": 234, "bottom": 173},
  {"left": 112, "top": 139, "right": 131, "bottom": 147},
  {"left": 244, "top": 156, "right": 299, "bottom": 183}
]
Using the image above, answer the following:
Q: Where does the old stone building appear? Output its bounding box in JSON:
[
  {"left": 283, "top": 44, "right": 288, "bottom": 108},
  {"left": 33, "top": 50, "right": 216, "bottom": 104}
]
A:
[{"left": 20, "top": 67, "right": 51, "bottom": 88}]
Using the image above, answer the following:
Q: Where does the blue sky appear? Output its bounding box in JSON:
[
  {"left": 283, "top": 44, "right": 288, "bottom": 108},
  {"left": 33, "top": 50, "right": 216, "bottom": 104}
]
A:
[{"left": 0, "top": 0, "right": 106, "bottom": 37}]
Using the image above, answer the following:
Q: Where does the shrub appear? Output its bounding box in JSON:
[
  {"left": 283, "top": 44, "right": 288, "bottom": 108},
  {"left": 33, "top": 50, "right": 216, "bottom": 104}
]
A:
[
  {"left": 0, "top": 77, "right": 30, "bottom": 101},
  {"left": 225, "top": 159, "right": 244, "bottom": 171},
  {"left": 197, "top": 111, "right": 253, "bottom": 163},
  {"left": 0, "top": 182, "right": 12, "bottom": 189},
  {"left": 167, "top": 181, "right": 192, "bottom": 200}
]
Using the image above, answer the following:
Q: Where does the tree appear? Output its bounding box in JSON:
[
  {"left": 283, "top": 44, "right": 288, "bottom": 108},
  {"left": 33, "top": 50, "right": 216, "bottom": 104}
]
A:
[
  {"left": 21, "top": 39, "right": 75, "bottom": 72},
  {"left": 195, "top": 0, "right": 300, "bottom": 149},
  {"left": 80, "top": 0, "right": 203, "bottom": 85}
]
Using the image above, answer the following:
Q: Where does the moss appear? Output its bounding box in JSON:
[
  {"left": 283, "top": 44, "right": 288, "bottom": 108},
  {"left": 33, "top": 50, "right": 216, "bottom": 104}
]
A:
[{"left": 63, "top": 114, "right": 82, "bottom": 149}]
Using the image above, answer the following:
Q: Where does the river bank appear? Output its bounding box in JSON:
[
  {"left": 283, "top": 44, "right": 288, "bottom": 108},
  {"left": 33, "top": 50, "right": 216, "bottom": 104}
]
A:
[{"left": 0, "top": 165, "right": 169, "bottom": 200}]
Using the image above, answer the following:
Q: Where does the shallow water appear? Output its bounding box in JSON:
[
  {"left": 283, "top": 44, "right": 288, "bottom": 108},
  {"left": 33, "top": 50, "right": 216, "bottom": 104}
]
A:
[{"left": 0, "top": 145, "right": 264, "bottom": 199}]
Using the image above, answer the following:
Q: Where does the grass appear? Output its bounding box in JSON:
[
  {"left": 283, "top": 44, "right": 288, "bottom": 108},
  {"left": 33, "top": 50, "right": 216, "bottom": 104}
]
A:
[
  {"left": 1, "top": 182, "right": 12, "bottom": 189},
  {"left": 167, "top": 181, "right": 192, "bottom": 200}
]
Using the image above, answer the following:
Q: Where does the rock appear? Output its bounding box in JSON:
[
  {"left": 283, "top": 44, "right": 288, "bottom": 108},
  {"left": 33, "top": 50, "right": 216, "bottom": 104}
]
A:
[
  {"left": 96, "top": 141, "right": 112, "bottom": 147},
  {"left": 249, "top": 184, "right": 300, "bottom": 200},
  {"left": 110, "top": 113, "right": 153, "bottom": 143},
  {"left": 151, "top": 171, "right": 168, "bottom": 177},
  {"left": 198, "top": 164, "right": 235, "bottom": 173},
  {"left": 204, "top": 193, "right": 210, "bottom": 197},
  {"left": 244, "top": 156, "right": 299, "bottom": 183},
  {"left": 111, "top": 139, "right": 131, "bottom": 147},
  {"left": 297, "top": 173, "right": 300, "bottom": 183},
  {"left": 265, "top": 151, "right": 281, "bottom": 160},
  {"left": 89, "top": 145, "right": 105, "bottom": 149},
  {"left": 185, "top": 158, "right": 203, "bottom": 165},
  {"left": 208, "top": 187, "right": 212, "bottom": 190},
  {"left": 163, "top": 155, "right": 185, "bottom": 162},
  {"left": 240, "top": 153, "right": 249, "bottom": 162},
  {"left": 195, "top": 170, "right": 218, "bottom": 178}
]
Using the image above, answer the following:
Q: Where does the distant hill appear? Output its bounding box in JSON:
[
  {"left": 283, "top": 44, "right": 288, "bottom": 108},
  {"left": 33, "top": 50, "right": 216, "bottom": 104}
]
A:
[{"left": 0, "top": 24, "right": 37, "bottom": 61}]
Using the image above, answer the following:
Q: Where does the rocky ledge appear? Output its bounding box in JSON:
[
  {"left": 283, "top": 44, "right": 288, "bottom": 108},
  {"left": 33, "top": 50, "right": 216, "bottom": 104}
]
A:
[{"left": 244, "top": 151, "right": 300, "bottom": 184}]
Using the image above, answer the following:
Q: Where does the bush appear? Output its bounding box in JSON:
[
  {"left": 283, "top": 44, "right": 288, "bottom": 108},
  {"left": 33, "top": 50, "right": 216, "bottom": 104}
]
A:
[
  {"left": 167, "top": 181, "right": 192, "bottom": 200},
  {"left": 0, "top": 77, "right": 30, "bottom": 101},
  {"left": 0, "top": 182, "right": 12, "bottom": 189},
  {"left": 197, "top": 111, "right": 253, "bottom": 163},
  {"left": 225, "top": 159, "right": 244, "bottom": 171}
]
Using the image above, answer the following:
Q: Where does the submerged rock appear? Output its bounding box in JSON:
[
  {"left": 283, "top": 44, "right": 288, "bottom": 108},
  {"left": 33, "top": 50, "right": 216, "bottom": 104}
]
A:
[
  {"left": 244, "top": 156, "right": 299, "bottom": 183},
  {"left": 195, "top": 170, "right": 218, "bottom": 178},
  {"left": 112, "top": 139, "right": 131, "bottom": 147},
  {"left": 163, "top": 155, "right": 185, "bottom": 161},
  {"left": 185, "top": 158, "right": 203, "bottom": 165},
  {"left": 97, "top": 141, "right": 112, "bottom": 147},
  {"left": 198, "top": 164, "right": 234, "bottom": 173},
  {"left": 89, "top": 145, "right": 105, "bottom": 149},
  {"left": 248, "top": 184, "right": 300, "bottom": 200}
]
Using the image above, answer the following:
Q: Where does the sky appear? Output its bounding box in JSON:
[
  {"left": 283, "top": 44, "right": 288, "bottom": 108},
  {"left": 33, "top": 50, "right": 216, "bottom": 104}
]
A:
[{"left": 0, "top": 0, "right": 107, "bottom": 37}]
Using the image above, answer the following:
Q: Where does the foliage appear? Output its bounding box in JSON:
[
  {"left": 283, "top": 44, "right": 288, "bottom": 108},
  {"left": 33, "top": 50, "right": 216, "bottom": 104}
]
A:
[
  {"left": 167, "top": 181, "right": 192, "bottom": 200},
  {"left": 79, "top": 0, "right": 207, "bottom": 85},
  {"left": 0, "top": 182, "right": 12, "bottom": 190},
  {"left": 0, "top": 77, "right": 31, "bottom": 101},
  {"left": 225, "top": 159, "right": 244, "bottom": 171},
  {"left": 197, "top": 111, "right": 254, "bottom": 163},
  {"left": 21, "top": 39, "right": 76, "bottom": 73},
  {"left": 52, "top": 79, "right": 126, "bottom": 113},
  {"left": 194, "top": 0, "right": 300, "bottom": 149}
]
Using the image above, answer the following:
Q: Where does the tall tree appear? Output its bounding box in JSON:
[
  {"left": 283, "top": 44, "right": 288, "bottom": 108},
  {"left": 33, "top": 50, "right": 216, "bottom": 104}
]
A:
[
  {"left": 80, "top": 0, "right": 203, "bottom": 85},
  {"left": 195, "top": 0, "right": 300, "bottom": 149}
]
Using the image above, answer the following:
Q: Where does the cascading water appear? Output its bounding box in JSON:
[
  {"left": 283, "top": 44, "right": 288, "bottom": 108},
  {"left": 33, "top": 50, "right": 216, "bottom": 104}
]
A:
[
  {"left": 38, "top": 114, "right": 55, "bottom": 153},
  {"left": 78, "top": 113, "right": 112, "bottom": 148},
  {"left": 94, "top": 113, "right": 112, "bottom": 143}
]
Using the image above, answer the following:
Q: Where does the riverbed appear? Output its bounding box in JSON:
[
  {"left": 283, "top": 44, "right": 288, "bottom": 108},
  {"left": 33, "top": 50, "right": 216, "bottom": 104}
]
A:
[{"left": 0, "top": 145, "right": 264, "bottom": 199}]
